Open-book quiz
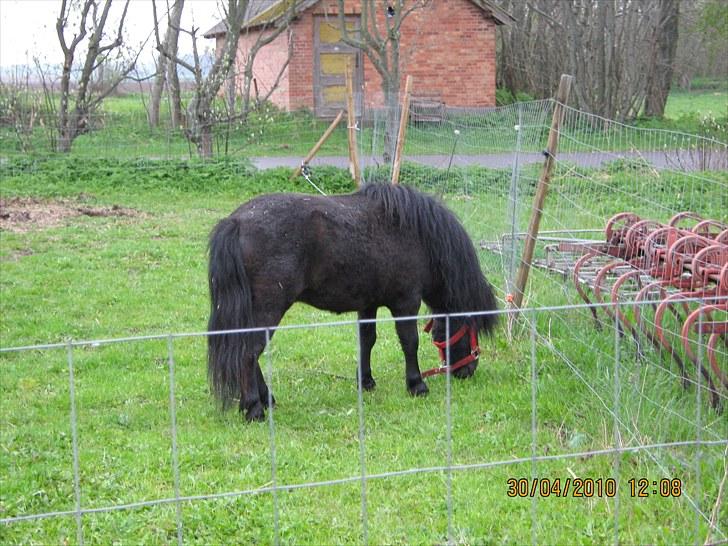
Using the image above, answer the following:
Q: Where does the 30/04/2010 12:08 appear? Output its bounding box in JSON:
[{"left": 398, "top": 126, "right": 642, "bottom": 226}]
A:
[{"left": 505, "top": 477, "right": 683, "bottom": 498}]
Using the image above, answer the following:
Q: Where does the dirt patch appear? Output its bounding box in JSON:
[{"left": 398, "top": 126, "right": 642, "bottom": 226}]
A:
[
  {"left": 2, "top": 248, "right": 34, "bottom": 262},
  {"left": 0, "top": 197, "right": 140, "bottom": 233}
]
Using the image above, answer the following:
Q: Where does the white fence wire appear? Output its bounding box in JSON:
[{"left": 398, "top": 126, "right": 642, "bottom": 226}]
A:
[
  {"left": 1, "top": 99, "right": 727, "bottom": 543},
  {"left": 1, "top": 302, "right": 727, "bottom": 544}
]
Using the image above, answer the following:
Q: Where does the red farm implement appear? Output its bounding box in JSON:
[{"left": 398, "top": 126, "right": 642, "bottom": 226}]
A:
[{"left": 540, "top": 212, "right": 727, "bottom": 412}]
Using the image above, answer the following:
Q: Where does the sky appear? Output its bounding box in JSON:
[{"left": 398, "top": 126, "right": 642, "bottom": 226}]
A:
[{"left": 0, "top": 0, "right": 224, "bottom": 72}]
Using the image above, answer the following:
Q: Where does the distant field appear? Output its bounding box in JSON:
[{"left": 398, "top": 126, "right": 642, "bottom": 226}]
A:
[
  {"left": 664, "top": 89, "right": 728, "bottom": 119},
  {"left": 1, "top": 88, "right": 725, "bottom": 161}
]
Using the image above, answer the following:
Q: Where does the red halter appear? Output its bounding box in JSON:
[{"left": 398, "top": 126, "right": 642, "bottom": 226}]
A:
[{"left": 421, "top": 319, "right": 480, "bottom": 378}]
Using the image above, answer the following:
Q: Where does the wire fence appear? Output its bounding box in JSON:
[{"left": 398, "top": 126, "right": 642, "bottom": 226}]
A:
[
  {"left": 1, "top": 301, "right": 727, "bottom": 544},
  {"left": 1, "top": 99, "right": 727, "bottom": 543}
]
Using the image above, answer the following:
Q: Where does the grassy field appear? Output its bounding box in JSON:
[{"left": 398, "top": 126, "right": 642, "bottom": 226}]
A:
[
  {"left": 1, "top": 159, "right": 726, "bottom": 544},
  {"left": 664, "top": 89, "right": 728, "bottom": 119},
  {"left": 1, "top": 87, "right": 726, "bottom": 160}
]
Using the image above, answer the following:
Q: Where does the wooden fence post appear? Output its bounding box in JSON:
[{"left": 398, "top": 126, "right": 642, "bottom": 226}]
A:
[
  {"left": 512, "top": 74, "right": 574, "bottom": 310},
  {"left": 346, "top": 59, "right": 361, "bottom": 186},
  {"left": 290, "top": 110, "right": 345, "bottom": 180},
  {"left": 391, "top": 75, "right": 413, "bottom": 184}
]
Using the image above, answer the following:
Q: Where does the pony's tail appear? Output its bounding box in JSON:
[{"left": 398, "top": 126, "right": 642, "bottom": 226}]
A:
[{"left": 207, "top": 216, "right": 252, "bottom": 409}]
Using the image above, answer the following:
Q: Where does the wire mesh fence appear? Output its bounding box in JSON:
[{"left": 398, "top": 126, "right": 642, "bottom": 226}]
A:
[
  {"left": 1, "top": 98, "right": 727, "bottom": 543},
  {"left": 1, "top": 302, "right": 726, "bottom": 544}
]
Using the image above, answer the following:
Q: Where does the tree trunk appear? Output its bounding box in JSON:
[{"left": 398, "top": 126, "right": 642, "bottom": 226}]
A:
[
  {"left": 225, "top": 70, "right": 236, "bottom": 116},
  {"left": 168, "top": 60, "right": 183, "bottom": 127},
  {"left": 57, "top": 55, "right": 73, "bottom": 153},
  {"left": 498, "top": 0, "right": 525, "bottom": 95},
  {"left": 199, "top": 126, "right": 213, "bottom": 157},
  {"left": 645, "top": 0, "right": 680, "bottom": 118},
  {"left": 57, "top": 108, "right": 79, "bottom": 152},
  {"left": 383, "top": 75, "right": 400, "bottom": 163},
  {"left": 149, "top": 54, "right": 167, "bottom": 127},
  {"left": 167, "top": 0, "right": 185, "bottom": 128},
  {"left": 187, "top": 94, "right": 215, "bottom": 158},
  {"left": 151, "top": 0, "right": 184, "bottom": 128},
  {"left": 57, "top": 130, "right": 73, "bottom": 153}
]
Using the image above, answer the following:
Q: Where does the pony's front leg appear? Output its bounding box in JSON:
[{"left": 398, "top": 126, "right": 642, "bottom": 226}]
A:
[
  {"left": 357, "top": 307, "right": 378, "bottom": 391},
  {"left": 391, "top": 307, "right": 429, "bottom": 397}
]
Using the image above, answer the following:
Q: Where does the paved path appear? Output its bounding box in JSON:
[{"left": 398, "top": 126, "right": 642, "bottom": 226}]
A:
[{"left": 251, "top": 150, "right": 722, "bottom": 172}]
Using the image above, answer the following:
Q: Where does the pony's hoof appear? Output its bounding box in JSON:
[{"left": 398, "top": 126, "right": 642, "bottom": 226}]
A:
[
  {"left": 360, "top": 376, "right": 376, "bottom": 391},
  {"left": 245, "top": 402, "right": 266, "bottom": 423},
  {"left": 453, "top": 362, "right": 477, "bottom": 379},
  {"left": 408, "top": 381, "right": 429, "bottom": 397}
]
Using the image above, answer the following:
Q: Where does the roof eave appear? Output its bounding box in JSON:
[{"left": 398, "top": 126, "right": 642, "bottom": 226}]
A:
[
  {"left": 471, "top": 0, "right": 516, "bottom": 25},
  {"left": 203, "top": 0, "right": 316, "bottom": 37},
  {"left": 204, "top": 0, "right": 515, "bottom": 39}
]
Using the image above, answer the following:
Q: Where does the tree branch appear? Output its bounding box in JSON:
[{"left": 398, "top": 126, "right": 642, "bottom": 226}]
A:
[{"left": 152, "top": 0, "right": 197, "bottom": 74}]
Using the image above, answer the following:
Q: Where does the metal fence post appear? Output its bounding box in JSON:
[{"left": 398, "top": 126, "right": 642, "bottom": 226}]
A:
[
  {"left": 507, "top": 102, "right": 524, "bottom": 302},
  {"left": 613, "top": 306, "right": 621, "bottom": 546},
  {"left": 66, "top": 341, "right": 84, "bottom": 546},
  {"left": 445, "top": 315, "right": 453, "bottom": 545},
  {"left": 356, "top": 321, "right": 369, "bottom": 546},
  {"left": 530, "top": 310, "right": 538, "bottom": 546},
  {"left": 265, "top": 329, "right": 280, "bottom": 546},
  {"left": 166, "top": 336, "right": 184, "bottom": 546}
]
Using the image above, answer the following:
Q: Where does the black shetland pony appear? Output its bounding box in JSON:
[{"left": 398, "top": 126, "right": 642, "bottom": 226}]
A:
[{"left": 208, "top": 183, "right": 497, "bottom": 422}]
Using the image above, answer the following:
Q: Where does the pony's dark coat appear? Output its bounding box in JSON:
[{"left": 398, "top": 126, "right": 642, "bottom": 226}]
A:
[{"left": 208, "top": 183, "right": 497, "bottom": 421}]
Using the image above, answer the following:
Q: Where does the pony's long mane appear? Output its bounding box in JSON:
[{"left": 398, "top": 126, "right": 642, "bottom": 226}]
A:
[{"left": 359, "top": 183, "right": 497, "bottom": 335}]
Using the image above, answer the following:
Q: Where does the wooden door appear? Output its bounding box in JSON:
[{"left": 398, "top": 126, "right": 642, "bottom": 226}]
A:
[{"left": 314, "top": 17, "right": 362, "bottom": 118}]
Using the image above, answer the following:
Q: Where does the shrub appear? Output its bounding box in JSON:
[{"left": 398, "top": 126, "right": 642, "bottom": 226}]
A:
[
  {"left": 496, "top": 89, "right": 537, "bottom": 106},
  {"left": 495, "top": 88, "right": 515, "bottom": 106}
]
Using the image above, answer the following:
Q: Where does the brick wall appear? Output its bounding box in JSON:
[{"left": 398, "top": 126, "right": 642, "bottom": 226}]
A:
[
  {"left": 288, "top": 12, "right": 315, "bottom": 111},
  {"left": 233, "top": 30, "right": 292, "bottom": 110},
  {"left": 227, "top": 0, "right": 498, "bottom": 113},
  {"left": 397, "top": 1, "right": 497, "bottom": 107}
]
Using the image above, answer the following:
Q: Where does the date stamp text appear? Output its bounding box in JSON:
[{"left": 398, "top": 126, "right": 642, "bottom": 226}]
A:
[{"left": 506, "top": 478, "right": 682, "bottom": 498}]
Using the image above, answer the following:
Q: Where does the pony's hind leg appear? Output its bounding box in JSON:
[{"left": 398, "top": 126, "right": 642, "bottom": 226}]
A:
[
  {"left": 238, "top": 353, "right": 264, "bottom": 422},
  {"left": 357, "top": 307, "right": 378, "bottom": 391},
  {"left": 256, "top": 363, "right": 276, "bottom": 408},
  {"left": 237, "top": 330, "right": 273, "bottom": 422},
  {"left": 241, "top": 297, "right": 291, "bottom": 422}
]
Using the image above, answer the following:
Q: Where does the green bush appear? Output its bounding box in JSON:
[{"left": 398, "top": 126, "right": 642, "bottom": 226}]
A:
[
  {"left": 0, "top": 157, "right": 366, "bottom": 200},
  {"left": 495, "top": 88, "right": 515, "bottom": 106},
  {"left": 495, "top": 88, "right": 537, "bottom": 106},
  {"left": 515, "top": 91, "right": 536, "bottom": 102},
  {"left": 1, "top": 157, "right": 253, "bottom": 197},
  {"left": 603, "top": 157, "right": 654, "bottom": 175}
]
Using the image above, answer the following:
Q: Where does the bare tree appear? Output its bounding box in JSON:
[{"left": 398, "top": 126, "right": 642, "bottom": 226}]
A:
[
  {"left": 645, "top": 0, "right": 680, "bottom": 118},
  {"left": 55, "top": 0, "right": 137, "bottom": 152},
  {"left": 150, "top": 0, "right": 185, "bottom": 128},
  {"left": 152, "top": 0, "right": 296, "bottom": 157},
  {"left": 495, "top": 0, "right": 683, "bottom": 121},
  {"left": 0, "top": 66, "right": 43, "bottom": 153},
  {"left": 673, "top": 0, "right": 727, "bottom": 90},
  {"left": 237, "top": 28, "right": 294, "bottom": 122},
  {"left": 336, "top": 0, "right": 430, "bottom": 162}
]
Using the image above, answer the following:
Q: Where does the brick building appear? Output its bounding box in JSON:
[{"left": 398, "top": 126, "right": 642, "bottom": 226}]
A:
[{"left": 204, "top": 1, "right": 513, "bottom": 117}]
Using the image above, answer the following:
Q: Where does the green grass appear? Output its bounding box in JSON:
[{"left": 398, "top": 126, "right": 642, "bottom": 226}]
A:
[
  {"left": 664, "top": 89, "right": 728, "bottom": 119},
  {"left": 1, "top": 160, "right": 726, "bottom": 544},
  {"left": 2, "top": 88, "right": 726, "bottom": 160}
]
